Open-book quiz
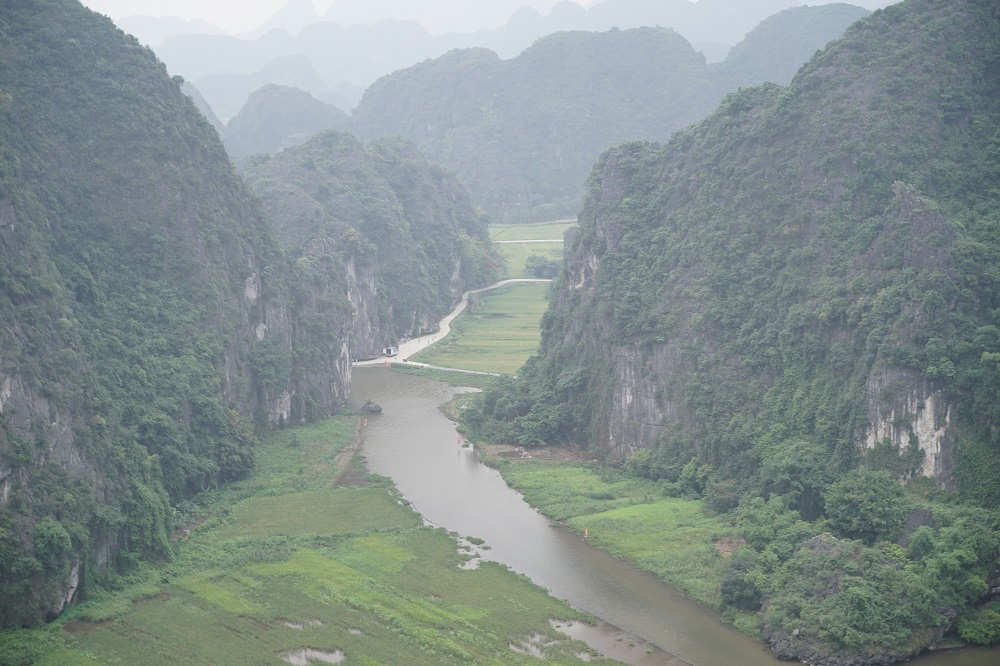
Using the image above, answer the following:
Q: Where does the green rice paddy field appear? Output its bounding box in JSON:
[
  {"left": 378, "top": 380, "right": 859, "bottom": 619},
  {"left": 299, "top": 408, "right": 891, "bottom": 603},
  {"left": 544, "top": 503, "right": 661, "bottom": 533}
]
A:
[
  {"left": 497, "top": 242, "right": 564, "bottom": 278},
  {"left": 489, "top": 221, "right": 576, "bottom": 241},
  {"left": 490, "top": 221, "right": 574, "bottom": 279},
  {"left": 3, "top": 417, "right": 610, "bottom": 666},
  {"left": 410, "top": 282, "right": 550, "bottom": 375}
]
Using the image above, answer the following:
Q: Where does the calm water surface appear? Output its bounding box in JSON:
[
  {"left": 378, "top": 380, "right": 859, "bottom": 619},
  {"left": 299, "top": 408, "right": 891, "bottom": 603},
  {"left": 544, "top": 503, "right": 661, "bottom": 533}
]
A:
[{"left": 349, "top": 368, "right": 998, "bottom": 666}]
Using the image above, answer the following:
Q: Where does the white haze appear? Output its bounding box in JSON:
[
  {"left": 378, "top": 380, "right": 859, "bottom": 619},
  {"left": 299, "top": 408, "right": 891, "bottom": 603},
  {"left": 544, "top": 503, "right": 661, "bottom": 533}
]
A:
[
  {"left": 79, "top": 0, "right": 586, "bottom": 35},
  {"left": 78, "top": 1, "right": 900, "bottom": 37}
]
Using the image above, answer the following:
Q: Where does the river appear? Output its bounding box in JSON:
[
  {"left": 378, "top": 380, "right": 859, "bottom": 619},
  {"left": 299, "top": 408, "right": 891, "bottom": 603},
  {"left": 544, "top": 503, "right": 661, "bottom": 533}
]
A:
[{"left": 348, "top": 369, "right": 999, "bottom": 666}]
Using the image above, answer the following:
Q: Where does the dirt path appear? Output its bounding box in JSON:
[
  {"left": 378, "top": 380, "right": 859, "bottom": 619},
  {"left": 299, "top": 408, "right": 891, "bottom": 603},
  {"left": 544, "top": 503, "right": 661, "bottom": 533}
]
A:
[{"left": 353, "top": 278, "right": 551, "bottom": 370}]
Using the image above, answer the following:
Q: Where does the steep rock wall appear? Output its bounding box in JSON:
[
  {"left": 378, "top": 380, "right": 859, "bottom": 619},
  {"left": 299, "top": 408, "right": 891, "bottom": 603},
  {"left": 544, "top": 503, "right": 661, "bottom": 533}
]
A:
[
  {"left": 508, "top": 0, "right": 999, "bottom": 497},
  {"left": 0, "top": 0, "right": 361, "bottom": 626},
  {"left": 242, "top": 131, "right": 501, "bottom": 353}
]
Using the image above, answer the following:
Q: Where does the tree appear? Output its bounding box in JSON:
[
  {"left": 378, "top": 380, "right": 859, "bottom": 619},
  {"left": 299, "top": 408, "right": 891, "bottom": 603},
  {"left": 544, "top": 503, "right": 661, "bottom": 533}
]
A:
[
  {"left": 524, "top": 255, "right": 560, "bottom": 278},
  {"left": 824, "top": 469, "right": 908, "bottom": 544}
]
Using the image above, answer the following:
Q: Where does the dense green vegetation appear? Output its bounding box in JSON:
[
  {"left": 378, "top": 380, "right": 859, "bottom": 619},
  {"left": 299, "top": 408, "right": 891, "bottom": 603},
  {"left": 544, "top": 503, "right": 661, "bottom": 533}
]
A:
[
  {"left": 0, "top": 0, "right": 297, "bottom": 626},
  {"left": 0, "top": 0, "right": 498, "bottom": 629},
  {"left": 0, "top": 416, "right": 607, "bottom": 665},
  {"left": 411, "top": 282, "right": 549, "bottom": 375},
  {"left": 352, "top": 11, "right": 866, "bottom": 224},
  {"left": 223, "top": 84, "right": 349, "bottom": 161},
  {"left": 524, "top": 255, "right": 561, "bottom": 279},
  {"left": 463, "top": 0, "right": 1000, "bottom": 661},
  {"left": 242, "top": 131, "right": 501, "bottom": 345},
  {"left": 353, "top": 28, "right": 719, "bottom": 223},
  {"left": 710, "top": 4, "right": 870, "bottom": 92},
  {"left": 479, "top": 440, "right": 1000, "bottom": 661}
]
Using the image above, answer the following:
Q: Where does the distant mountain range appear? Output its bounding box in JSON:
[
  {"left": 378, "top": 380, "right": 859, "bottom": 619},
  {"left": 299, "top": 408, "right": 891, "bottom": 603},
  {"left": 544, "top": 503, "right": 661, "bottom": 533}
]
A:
[
  {"left": 350, "top": 4, "right": 870, "bottom": 222},
  {"left": 176, "top": 2, "right": 869, "bottom": 224},
  {"left": 223, "top": 84, "right": 350, "bottom": 160},
  {"left": 138, "top": 0, "right": 881, "bottom": 119}
]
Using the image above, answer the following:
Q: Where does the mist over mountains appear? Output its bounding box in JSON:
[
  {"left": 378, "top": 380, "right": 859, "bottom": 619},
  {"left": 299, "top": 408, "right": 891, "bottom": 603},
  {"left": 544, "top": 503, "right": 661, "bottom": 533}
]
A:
[
  {"left": 4, "top": 1, "right": 999, "bottom": 664},
  {"left": 123, "top": 0, "right": 891, "bottom": 120},
  {"left": 350, "top": 4, "right": 870, "bottom": 223}
]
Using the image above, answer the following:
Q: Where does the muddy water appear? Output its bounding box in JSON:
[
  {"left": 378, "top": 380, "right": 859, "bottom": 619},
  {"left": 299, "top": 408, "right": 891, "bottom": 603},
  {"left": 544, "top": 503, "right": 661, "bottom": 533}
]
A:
[{"left": 349, "top": 369, "right": 999, "bottom": 666}]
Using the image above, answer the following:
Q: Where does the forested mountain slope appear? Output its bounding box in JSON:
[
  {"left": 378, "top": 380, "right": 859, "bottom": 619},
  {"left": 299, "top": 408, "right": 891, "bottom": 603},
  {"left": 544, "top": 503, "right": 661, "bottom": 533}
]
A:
[
  {"left": 242, "top": 131, "right": 501, "bottom": 347},
  {"left": 352, "top": 9, "right": 867, "bottom": 224},
  {"left": 224, "top": 84, "right": 349, "bottom": 161},
  {"left": 468, "top": 0, "right": 1000, "bottom": 658},
  {"left": 483, "top": 0, "right": 999, "bottom": 493},
  {"left": 710, "top": 3, "right": 871, "bottom": 91},
  {"left": 180, "top": 80, "right": 225, "bottom": 135},
  {"left": 0, "top": 0, "right": 496, "bottom": 628},
  {"left": 193, "top": 53, "right": 332, "bottom": 122},
  {"left": 353, "top": 27, "right": 719, "bottom": 223}
]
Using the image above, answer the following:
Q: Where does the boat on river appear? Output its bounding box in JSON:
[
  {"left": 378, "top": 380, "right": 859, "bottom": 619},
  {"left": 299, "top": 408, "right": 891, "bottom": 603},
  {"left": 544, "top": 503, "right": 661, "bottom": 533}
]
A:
[{"left": 361, "top": 400, "right": 383, "bottom": 413}]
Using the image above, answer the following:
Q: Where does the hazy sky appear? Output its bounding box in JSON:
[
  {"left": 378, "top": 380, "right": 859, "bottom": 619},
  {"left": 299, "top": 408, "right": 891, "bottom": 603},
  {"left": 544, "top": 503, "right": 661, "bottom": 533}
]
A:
[
  {"left": 78, "top": 1, "right": 898, "bottom": 36},
  {"left": 78, "top": 0, "right": 599, "bottom": 34}
]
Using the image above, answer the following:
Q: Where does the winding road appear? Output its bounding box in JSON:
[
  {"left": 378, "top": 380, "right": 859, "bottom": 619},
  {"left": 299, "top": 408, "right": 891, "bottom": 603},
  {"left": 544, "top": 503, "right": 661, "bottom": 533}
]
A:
[{"left": 352, "top": 278, "right": 552, "bottom": 374}]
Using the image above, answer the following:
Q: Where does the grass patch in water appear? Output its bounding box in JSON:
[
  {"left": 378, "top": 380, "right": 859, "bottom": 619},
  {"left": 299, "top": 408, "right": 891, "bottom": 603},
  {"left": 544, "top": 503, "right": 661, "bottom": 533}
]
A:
[
  {"left": 493, "top": 459, "right": 732, "bottom": 609},
  {"left": 14, "top": 413, "right": 607, "bottom": 666},
  {"left": 411, "top": 282, "right": 549, "bottom": 375}
]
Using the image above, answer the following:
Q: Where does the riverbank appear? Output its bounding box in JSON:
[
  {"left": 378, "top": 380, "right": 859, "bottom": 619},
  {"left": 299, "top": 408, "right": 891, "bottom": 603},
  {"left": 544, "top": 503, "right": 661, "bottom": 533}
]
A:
[
  {"left": 478, "top": 451, "right": 740, "bottom": 623},
  {"left": 0, "top": 415, "right": 610, "bottom": 666},
  {"left": 352, "top": 368, "right": 785, "bottom": 666}
]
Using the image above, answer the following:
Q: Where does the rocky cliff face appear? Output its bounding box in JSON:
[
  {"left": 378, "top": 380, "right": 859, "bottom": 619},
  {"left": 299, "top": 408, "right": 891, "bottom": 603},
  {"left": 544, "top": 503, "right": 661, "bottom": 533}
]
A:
[
  {"left": 0, "top": 0, "right": 485, "bottom": 627},
  {"left": 242, "top": 131, "right": 501, "bottom": 351},
  {"left": 491, "top": 0, "right": 999, "bottom": 498},
  {"left": 574, "top": 179, "right": 964, "bottom": 488}
]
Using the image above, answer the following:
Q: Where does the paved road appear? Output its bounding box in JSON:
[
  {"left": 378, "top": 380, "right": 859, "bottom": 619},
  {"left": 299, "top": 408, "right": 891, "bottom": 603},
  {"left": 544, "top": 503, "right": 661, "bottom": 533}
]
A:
[{"left": 353, "top": 278, "right": 551, "bottom": 370}]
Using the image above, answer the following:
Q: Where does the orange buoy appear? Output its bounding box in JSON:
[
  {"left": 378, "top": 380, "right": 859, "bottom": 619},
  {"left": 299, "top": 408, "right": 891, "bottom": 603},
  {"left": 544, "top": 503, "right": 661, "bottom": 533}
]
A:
[
  {"left": 363, "top": 419, "right": 368, "bottom": 427},
  {"left": 458, "top": 435, "right": 462, "bottom": 445}
]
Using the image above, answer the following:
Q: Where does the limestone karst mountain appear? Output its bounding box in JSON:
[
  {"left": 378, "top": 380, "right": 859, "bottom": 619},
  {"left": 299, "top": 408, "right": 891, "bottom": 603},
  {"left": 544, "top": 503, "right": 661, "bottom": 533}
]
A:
[{"left": 0, "top": 0, "right": 496, "bottom": 627}]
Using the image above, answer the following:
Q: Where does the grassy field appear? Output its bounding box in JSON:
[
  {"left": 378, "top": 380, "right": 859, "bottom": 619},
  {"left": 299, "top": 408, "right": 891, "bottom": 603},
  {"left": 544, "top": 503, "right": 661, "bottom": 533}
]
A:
[
  {"left": 490, "top": 221, "right": 576, "bottom": 241},
  {"left": 488, "top": 458, "right": 733, "bottom": 610},
  {"left": 410, "top": 282, "right": 549, "bottom": 374},
  {"left": 2, "top": 416, "right": 612, "bottom": 666},
  {"left": 388, "top": 364, "right": 498, "bottom": 389},
  {"left": 497, "top": 241, "right": 564, "bottom": 278}
]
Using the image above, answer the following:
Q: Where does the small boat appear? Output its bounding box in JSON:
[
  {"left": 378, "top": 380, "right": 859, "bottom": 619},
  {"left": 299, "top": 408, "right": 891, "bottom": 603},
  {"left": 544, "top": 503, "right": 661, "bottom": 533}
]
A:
[{"left": 362, "top": 400, "right": 383, "bottom": 414}]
